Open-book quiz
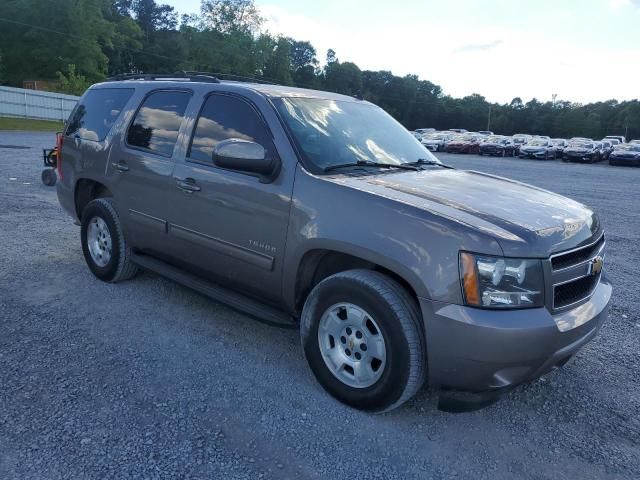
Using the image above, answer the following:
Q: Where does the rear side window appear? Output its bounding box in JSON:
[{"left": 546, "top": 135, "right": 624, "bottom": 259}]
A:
[
  {"left": 188, "top": 94, "right": 275, "bottom": 163},
  {"left": 127, "top": 90, "right": 191, "bottom": 157},
  {"left": 66, "top": 88, "right": 134, "bottom": 142}
]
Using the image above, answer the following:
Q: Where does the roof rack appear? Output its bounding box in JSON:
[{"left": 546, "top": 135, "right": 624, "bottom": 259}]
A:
[
  {"left": 181, "top": 71, "right": 279, "bottom": 85},
  {"left": 106, "top": 71, "right": 220, "bottom": 83},
  {"left": 106, "top": 71, "right": 281, "bottom": 86}
]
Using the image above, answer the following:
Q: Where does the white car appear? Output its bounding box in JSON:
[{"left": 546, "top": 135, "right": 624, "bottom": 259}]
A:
[{"left": 421, "top": 132, "right": 451, "bottom": 152}]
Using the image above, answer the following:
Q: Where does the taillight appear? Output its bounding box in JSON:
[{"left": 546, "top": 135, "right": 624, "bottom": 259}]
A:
[{"left": 55, "top": 132, "right": 63, "bottom": 181}]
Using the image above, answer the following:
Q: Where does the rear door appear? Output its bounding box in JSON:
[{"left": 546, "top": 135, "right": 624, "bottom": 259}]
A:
[
  {"left": 110, "top": 89, "right": 192, "bottom": 254},
  {"left": 165, "top": 93, "right": 295, "bottom": 303},
  {"left": 61, "top": 87, "right": 135, "bottom": 214}
]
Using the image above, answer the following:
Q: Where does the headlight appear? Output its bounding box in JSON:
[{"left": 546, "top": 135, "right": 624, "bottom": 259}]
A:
[{"left": 459, "top": 252, "right": 544, "bottom": 308}]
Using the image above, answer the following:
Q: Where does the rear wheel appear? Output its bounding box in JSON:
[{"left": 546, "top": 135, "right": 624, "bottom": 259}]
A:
[
  {"left": 81, "top": 198, "right": 138, "bottom": 283},
  {"left": 41, "top": 168, "right": 57, "bottom": 186},
  {"left": 301, "top": 270, "right": 426, "bottom": 412}
]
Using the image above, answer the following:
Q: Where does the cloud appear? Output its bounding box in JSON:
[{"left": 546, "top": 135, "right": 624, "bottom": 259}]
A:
[
  {"left": 261, "top": 3, "right": 640, "bottom": 105},
  {"left": 609, "top": 0, "right": 640, "bottom": 9},
  {"left": 453, "top": 40, "right": 504, "bottom": 54}
]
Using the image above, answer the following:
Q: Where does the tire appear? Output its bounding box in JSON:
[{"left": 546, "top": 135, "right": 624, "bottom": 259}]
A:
[
  {"left": 80, "top": 198, "right": 138, "bottom": 283},
  {"left": 41, "top": 168, "right": 57, "bottom": 186},
  {"left": 300, "top": 269, "right": 426, "bottom": 412}
]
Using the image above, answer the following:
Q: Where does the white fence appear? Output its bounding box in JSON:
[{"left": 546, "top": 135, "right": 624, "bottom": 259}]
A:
[{"left": 0, "top": 86, "right": 79, "bottom": 122}]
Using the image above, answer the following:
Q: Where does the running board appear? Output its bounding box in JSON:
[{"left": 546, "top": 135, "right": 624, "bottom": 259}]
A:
[{"left": 131, "top": 253, "right": 298, "bottom": 329}]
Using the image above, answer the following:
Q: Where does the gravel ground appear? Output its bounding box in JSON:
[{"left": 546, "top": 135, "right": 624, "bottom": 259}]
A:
[{"left": 0, "top": 131, "right": 639, "bottom": 480}]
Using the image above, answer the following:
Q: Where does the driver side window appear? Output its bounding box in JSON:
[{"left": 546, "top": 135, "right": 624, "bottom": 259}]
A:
[{"left": 188, "top": 94, "right": 275, "bottom": 164}]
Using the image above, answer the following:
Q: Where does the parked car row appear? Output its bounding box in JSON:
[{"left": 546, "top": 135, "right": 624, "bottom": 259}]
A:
[{"left": 410, "top": 128, "right": 640, "bottom": 167}]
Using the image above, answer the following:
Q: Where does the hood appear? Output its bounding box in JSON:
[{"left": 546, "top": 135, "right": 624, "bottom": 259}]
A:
[
  {"left": 325, "top": 169, "right": 600, "bottom": 257},
  {"left": 521, "top": 145, "right": 547, "bottom": 151},
  {"left": 611, "top": 150, "right": 640, "bottom": 157},
  {"left": 481, "top": 142, "right": 503, "bottom": 148}
]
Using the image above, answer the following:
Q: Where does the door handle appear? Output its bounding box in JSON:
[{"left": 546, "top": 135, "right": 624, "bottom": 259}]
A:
[
  {"left": 176, "top": 178, "right": 201, "bottom": 193},
  {"left": 112, "top": 161, "right": 129, "bottom": 173}
]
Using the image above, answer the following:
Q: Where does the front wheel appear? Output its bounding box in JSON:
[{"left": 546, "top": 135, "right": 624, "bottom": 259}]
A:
[
  {"left": 301, "top": 270, "right": 426, "bottom": 412},
  {"left": 81, "top": 198, "right": 139, "bottom": 283}
]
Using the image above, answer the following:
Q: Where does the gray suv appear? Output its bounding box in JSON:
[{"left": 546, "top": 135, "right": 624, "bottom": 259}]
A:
[{"left": 56, "top": 74, "right": 611, "bottom": 412}]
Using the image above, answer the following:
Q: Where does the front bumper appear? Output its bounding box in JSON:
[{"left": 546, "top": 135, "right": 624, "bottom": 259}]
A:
[
  {"left": 519, "top": 150, "right": 548, "bottom": 159},
  {"left": 480, "top": 147, "right": 504, "bottom": 156},
  {"left": 610, "top": 156, "right": 640, "bottom": 166},
  {"left": 445, "top": 145, "right": 465, "bottom": 153},
  {"left": 564, "top": 153, "right": 592, "bottom": 162},
  {"left": 418, "top": 275, "right": 611, "bottom": 395}
]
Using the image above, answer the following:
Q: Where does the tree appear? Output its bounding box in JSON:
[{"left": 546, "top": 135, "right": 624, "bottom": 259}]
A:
[
  {"left": 324, "top": 61, "right": 362, "bottom": 96},
  {"left": 0, "top": 0, "right": 114, "bottom": 84},
  {"left": 510, "top": 97, "right": 524, "bottom": 109},
  {"left": 288, "top": 39, "right": 317, "bottom": 71},
  {"left": 200, "top": 0, "right": 264, "bottom": 34},
  {"left": 286, "top": 39, "right": 318, "bottom": 88},
  {"left": 131, "top": 0, "right": 178, "bottom": 38},
  {"left": 263, "top": 37, "right": 293, "bottom": 85},
  {"left": 56, "top": 65, "right": 91, "bottom": 95},
  {"left": 0, "top": 0, "right": 636, "bottom": 139},
  {"left": 0, "top": 49, "right": 5, "bottom": 84},
  {"left": 326, "top": 49, "right": 338, "bottom": 65}
]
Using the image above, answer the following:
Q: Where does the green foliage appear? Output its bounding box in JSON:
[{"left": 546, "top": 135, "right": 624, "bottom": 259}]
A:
[
  {"left": 56, "top": 65, "right": 92, "bottom": 96},
  {"left": 200, "top": 0, "right": 264, "bottom": 34},
  {"left": 0, "top": 0, "right": 637, "bottom": 139},
  {"left": 0, "top": 117, "right": 64, "bottom": 131},
  {"left": 0, "top": 49, "right": 5, "bottom": 84},
  {"left": 324, "top": 61, "right": 362, "bottom": 96},
  {"left": 263, "top": 37, "right": 293, "bottom": 85}
]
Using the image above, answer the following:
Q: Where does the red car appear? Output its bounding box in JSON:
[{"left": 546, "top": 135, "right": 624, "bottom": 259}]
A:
[{"left": 445, "top": 134, "right": 482, "bottom": 154}]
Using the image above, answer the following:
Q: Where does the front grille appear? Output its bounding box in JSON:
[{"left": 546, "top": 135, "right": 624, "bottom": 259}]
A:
[
  {"left": 550, "top": 234, "right": 605, "bottom": 310},
  {"left": 554, "top": 275, "right": 599, "bottom": 309},
  {"left": 551, "top": 235, "right": 605, "bottom": 270}
]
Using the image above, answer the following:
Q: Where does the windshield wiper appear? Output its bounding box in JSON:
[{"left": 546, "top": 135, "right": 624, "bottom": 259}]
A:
[
  {"left": 405, "top": 158, "right": 454, "bottom": 169},
  {"left": 324, "top": 160, "right": 419, "bottom": 173}
]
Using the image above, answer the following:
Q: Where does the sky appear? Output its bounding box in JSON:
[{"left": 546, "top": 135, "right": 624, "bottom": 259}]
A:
[{"left": 164, "top": 0, "right": 640, "bottom": 104}]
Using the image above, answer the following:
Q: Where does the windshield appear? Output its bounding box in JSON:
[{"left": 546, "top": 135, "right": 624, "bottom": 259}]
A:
[
  {"left": 274, "top": 98, "right": 439, "bottom": 171},
  {"left": 425, "top": 133, "right": 447, "bottom": 140},
  {"left": 528, "top": 139, "right": 549, "bottom": 146},
  {"left": 615, "top": 144, "right": 640, "bottom": 151},
  {"left": 485, "top": 136, "right": 504, "bottom": 143},
  {"left": 460, "top": 134, "right": 478, "bottom": 142},
  {"left": 572, "top": 142, "right": 593, "bottom": 148}
]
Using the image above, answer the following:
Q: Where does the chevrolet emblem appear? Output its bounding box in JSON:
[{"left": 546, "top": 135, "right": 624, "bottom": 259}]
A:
[{"left": 590, "top": 256, "right": 604, "bottom": 276}]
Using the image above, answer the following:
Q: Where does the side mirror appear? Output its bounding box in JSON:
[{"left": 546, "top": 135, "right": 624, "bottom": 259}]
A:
[{"left": 213, "top": 139, "right": 279, "bottom": 182}]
